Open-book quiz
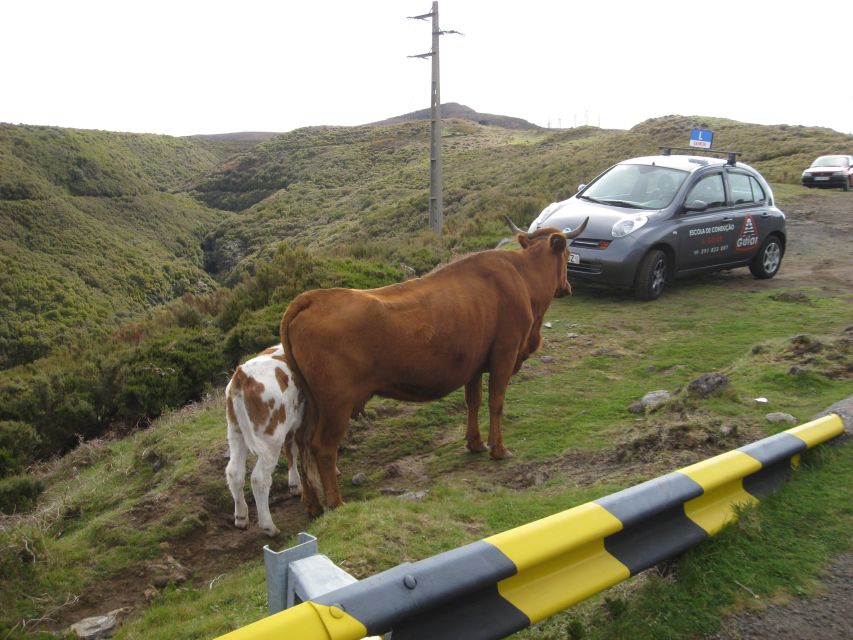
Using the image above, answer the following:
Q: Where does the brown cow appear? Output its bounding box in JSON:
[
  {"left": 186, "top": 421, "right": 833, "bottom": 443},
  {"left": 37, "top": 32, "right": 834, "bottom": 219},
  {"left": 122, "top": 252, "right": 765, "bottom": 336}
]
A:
[{"left": 281, "top": 216, "right": 588, "bottom": 516}]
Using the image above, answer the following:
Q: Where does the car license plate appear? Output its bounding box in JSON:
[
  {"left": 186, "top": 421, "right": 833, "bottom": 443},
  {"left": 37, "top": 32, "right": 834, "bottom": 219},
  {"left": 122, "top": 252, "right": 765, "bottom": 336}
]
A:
[
  {"left": 815, "top": 176, "right": 830, "bottom": 181},
  {"left": 569, "top": 253, "right": 580, "bottom": 265}
]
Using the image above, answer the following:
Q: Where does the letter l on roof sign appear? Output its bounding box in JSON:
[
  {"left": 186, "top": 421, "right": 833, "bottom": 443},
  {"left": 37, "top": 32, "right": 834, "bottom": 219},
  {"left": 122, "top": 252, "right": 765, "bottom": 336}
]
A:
[{"left": 690, "top": 129, "right": 714, "bottom": 149}]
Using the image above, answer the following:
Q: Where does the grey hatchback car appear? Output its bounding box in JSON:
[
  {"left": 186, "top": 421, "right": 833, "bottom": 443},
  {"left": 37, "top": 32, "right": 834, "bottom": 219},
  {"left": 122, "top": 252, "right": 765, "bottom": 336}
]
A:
[{"left": 528, "top": 148, "right": 787, "bottom": 300}]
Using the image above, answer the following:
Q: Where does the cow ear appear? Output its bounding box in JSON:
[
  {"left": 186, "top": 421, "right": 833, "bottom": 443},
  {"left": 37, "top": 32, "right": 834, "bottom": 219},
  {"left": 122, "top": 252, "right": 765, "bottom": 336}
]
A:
[
  {"left": 549, "top": 233, "right": 567, "bottom": 252},
  {"left": 518, "top": 234, "right": 530, "bottom": 249}
]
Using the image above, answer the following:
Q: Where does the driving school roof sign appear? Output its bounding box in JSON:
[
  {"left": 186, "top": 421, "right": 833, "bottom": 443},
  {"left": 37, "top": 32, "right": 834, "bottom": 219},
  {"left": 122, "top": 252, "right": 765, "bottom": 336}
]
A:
[{"left": 690, "top": 129, "right": 714, "bottom": 149}]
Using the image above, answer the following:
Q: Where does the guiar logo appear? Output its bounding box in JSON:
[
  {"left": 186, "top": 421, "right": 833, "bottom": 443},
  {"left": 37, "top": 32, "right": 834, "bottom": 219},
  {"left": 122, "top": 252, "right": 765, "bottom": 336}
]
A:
[{"left": 735, "top": 215, "right": 759, "bottom": 251}]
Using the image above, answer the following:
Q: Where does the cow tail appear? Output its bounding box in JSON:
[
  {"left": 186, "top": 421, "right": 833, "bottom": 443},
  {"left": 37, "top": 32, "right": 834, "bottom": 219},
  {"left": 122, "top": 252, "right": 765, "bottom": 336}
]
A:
[{"left": 280, "top": 295, "right": 325, "bottom": 507}]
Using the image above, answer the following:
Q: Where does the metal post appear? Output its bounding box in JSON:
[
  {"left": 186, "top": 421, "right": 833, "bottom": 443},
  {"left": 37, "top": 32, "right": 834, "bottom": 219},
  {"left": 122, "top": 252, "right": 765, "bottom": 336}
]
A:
[
  {"left": 429, "top": 2, "right": 442, "bottom": 237},
  {"left": 408, "top": 3, "right": 461, "bottom": 238}
]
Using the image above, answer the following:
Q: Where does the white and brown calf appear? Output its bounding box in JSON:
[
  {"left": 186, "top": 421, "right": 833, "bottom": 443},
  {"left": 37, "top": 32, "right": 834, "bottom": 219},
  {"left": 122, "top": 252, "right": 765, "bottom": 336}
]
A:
[{"left": 225, "top": 344, "right": 304, "bottom": 536}]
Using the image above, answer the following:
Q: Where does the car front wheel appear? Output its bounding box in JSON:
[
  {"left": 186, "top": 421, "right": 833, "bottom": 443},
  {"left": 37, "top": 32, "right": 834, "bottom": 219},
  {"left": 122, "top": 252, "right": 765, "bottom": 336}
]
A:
[
  {"left": 749, "top": 235, "right": 783, "bottom": 279},
  {"left": 634, "top": 249, "right": 668, "bottom": 301}
]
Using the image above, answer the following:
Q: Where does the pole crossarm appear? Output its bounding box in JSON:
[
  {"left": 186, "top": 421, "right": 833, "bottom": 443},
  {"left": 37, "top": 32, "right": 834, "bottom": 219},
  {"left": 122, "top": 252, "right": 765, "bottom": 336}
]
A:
[{"left": 217, "top": 413, "right": 845, "bottom": 640}]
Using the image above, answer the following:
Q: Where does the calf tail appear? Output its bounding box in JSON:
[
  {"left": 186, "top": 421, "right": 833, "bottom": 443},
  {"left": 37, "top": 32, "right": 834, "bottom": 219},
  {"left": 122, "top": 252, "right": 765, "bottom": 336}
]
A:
[{"left": 280, "top": 295, "right": 325, "bottom": 510}]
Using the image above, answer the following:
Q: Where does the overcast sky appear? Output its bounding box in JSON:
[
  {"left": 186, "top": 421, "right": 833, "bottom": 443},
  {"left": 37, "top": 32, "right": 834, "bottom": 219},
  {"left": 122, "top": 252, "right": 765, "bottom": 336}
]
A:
[{"left": 4, "top": 0, "right": 852, "bottom": 137}]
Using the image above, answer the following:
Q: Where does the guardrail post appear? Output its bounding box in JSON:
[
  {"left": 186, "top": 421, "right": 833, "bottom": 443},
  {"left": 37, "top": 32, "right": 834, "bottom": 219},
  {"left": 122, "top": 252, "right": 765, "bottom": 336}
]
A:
[{"left": 263, "top": 532, "right": 318, "bottom": 614}]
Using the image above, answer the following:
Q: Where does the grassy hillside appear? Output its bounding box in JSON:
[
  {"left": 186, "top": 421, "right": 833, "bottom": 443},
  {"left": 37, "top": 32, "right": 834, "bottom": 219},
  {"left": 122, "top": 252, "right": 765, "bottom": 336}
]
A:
[
  {"left": 3, "top": 114, "right": 850, "bottom": 366},
  {"left": 194, "top": 115, "right": 853, "bottom": 279},
  {"left": 0, "top": 125, "right": 237, "bottom": 368},
  {"left": 1, "top": 249, "right": 850, "bottom": 639}
]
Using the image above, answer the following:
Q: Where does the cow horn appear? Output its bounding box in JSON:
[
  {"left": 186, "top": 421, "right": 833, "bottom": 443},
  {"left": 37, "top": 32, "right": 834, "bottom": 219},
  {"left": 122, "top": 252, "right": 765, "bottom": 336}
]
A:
[
  {"left": 502, "top": 215, "right": 527, "bottom": 236},
  {"left": 564, "top": 217, "right": 589, "bottom": 239}
]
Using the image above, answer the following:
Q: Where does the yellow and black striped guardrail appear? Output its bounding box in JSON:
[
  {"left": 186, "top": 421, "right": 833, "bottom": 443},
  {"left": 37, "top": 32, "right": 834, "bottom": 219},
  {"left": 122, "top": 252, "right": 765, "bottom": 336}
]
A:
[{"left": 217, "top": 413, "right": 845, "bottom": 640}]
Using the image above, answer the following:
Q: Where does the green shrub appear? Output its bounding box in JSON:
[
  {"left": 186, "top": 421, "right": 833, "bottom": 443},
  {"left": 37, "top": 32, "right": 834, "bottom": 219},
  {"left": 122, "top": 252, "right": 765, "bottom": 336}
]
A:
[
  {"left": 0, "top": 475, "right": 44, "bottom": 514},
  {"left": 101, "top": 327, "right": 229, "bottom": 423},
  {"left": 0, "top": 421, "right": 40, "bottom": 478}
]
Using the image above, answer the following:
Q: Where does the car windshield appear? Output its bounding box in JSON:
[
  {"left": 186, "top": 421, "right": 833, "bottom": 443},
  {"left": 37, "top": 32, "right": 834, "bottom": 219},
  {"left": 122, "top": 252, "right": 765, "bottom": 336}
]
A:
[
  {"left": 579, "top": 164, "right": 688, "bottom": 210},
  {"left": 811, "top": 156, "right": 847, "bottom": 167}
]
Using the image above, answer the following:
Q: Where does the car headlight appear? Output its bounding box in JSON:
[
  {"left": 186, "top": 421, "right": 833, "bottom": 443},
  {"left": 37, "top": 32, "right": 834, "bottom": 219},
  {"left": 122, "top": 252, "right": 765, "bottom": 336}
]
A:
[
  {"left": 532, "top": 202, "right": 560, "bottom": 229},
  {"left": 802, "top": 170, "right": 812, "bottom": 176},
  {"left": 832, "top": 171, "right": 844, "bottom": 176},
  {"left": 612, "top": 215, "right": 648, "bottom": 238}
]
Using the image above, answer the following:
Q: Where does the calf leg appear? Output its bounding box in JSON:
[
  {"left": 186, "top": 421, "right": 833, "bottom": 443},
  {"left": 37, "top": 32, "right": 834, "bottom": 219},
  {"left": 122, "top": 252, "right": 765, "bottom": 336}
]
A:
[
  {"left": 251, "top": 449, "right": 280, "bottom": 536},
  {"left": 225, "top": 423, "right": 250, "bottom": 529},
  {"left": 465, "top": 374, "right": 487, "bottom": 453}
]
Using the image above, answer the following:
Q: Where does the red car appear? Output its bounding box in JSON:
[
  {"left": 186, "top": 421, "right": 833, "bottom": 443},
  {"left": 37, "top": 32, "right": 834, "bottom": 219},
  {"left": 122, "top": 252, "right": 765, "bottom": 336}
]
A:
[{"left": 801, "top": 155, "right": 853, "bottom": 191}]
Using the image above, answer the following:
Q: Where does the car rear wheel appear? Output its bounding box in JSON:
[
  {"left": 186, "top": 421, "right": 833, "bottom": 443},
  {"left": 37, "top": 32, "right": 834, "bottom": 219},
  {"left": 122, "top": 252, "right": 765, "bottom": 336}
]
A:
[
  {"left": 749, "top": 235, "right": 783, "bottom": 279},
  {"left": 634, "top": 249, "right": 668, "bottom": 301}
]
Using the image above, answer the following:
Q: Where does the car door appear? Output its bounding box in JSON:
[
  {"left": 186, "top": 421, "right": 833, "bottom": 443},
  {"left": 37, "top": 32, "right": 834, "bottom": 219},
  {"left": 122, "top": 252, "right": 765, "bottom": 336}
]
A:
[
  {"left": 675, "top": 170, "right": 736, "bottom": 272},
  {"left": 724, "top": 169, "right": 770, "bottom": 264}
]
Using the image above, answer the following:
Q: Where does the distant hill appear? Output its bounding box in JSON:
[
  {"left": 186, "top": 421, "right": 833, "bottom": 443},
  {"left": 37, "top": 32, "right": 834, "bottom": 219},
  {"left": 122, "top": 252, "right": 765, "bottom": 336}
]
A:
[
  {"left": 188, "top": 132, "right": 282, "bottom": 161},
  {"left": 372, "top": 102, "right": 542, "bottom": 130},
  {"left": 2, "top": 113, "right": 851, "bottom": 368},
  {"left": 191, "top": 113, "right": 852, "bottom": 282}
]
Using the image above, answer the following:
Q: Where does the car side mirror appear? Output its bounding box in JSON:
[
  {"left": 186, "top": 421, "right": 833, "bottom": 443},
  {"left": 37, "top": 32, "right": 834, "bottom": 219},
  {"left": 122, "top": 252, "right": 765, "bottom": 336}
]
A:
[
  {"left": 577, "top": 183, "right": 586, "bottom": 193},
  {"left": 684, "top": 200, "right": 708, "bottom": 212}
]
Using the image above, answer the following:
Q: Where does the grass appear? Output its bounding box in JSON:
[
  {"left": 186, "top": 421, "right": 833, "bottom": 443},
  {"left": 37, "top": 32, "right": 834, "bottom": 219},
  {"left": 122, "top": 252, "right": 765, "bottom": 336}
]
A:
[
  {"left": 3, "top": 260, "right": 849, "bottom": 639},
  {"left": 2, "top": 115, "right": 852, "bottom": 638}
]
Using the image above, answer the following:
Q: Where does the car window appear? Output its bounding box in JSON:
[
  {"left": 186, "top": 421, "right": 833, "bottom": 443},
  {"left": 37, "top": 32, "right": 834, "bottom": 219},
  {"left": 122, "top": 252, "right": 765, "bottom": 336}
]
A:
[
  {"left": 749, "top": 176, "right": 766, "bottom": 202},
  {"left": 685, "top": 173, "right": 726, "bottom": 209},
  {"left": 728, "top": 172, "right": 765, "bottom": 205},
  {"left": 811, "top": 156, "right": 847, "bottom": 167},
  {"left": 581, "top": 164, "right": 687, "bottom": 210}
]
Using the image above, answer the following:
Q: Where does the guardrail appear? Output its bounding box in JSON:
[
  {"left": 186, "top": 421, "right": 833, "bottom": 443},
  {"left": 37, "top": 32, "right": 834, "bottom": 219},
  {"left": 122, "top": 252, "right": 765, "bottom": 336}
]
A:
[{"left": 216, "top": 413, "right": 845, "bottom": 640}]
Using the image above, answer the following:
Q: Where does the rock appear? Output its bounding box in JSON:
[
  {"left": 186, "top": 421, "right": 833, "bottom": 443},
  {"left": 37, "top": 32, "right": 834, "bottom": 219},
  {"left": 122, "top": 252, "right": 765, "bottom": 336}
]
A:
[
  {"left": 688, "top": 373, "right": 729, "bottom": 397},
  {"left": 69, "top": 609, "right": 124, "bottom": 639},
  {"left": 384, "top": 464, "right": 402, "bottom": 478},
  {"left": 754, "top": 397, "right": 769, "bottom": 404},
  {"left": 593, "top": 348, "right": 623, "bottom": 357},
  {"left": 379, "top": 487, "right": 406, "bottom": 495},
  {"left": 630, "top": 390, "right": 670, "bottom": 413},
  {"left": 719, "top": 424, "right": 738, "bottom": 437},
  {"left": 147, "top": 556, "right": 191, "bottom": 589},
  {"left": 789, "top": 365, "right": 807, "bottom": 376},
  {"left": 351, "top": 473, "right": 368, "bottom": 486},
  {"left": 398, "top": 490, "right": 428, "bottom": 502},
  {"left": 539, "top": 355, "right": 556, "bottom": 364},
  {"left": 567, "top": 333, "right": 579, "bottom": 339},
  {"left": 143, "top": 586, "right": 159, "bottom": 601},
  {"left": 544, "top": 322, "right": 553, "bottom": 328},
  {"left": 152, "top": 575, "right": 170, "bottom": 589},
  {"left": 765, "top": 412, "right": 797, "bottom": 424}
]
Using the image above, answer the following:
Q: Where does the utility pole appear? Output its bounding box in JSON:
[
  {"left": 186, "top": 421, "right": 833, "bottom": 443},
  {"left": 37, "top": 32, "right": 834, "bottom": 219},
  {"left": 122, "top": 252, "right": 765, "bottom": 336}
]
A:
[{"left": 408, "top": 2, "right": 461, "bottom": 237}]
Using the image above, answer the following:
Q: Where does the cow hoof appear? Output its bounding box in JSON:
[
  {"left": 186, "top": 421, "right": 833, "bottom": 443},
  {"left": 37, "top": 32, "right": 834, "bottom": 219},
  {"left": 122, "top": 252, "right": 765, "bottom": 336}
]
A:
[
  {"left": 467, "top": 442, "right": 488, "bottom": 453},
  {"left": 306, "top": 503, "right": 325, "bottom": 518},
  {"left": 262, "top": 525, "right": 281, "bottom": 537},
  {"left": 289, "top": 484, "right": 302, "bottom": 496},
  {"left": 234, "top": 517, "right": 249, "bottom": 530},
  {"left": 490, "top": 447, "right": 513, "bottom": 460}
]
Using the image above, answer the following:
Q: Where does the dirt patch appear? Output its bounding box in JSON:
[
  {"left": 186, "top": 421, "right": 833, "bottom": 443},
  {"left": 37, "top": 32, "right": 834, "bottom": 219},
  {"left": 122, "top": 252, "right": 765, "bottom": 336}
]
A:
[
  {"left": 707, "top": 553, "right": 853, "bottom": 640},
  {"left": 700, "top": 192, "right": 853, "bottom": 297},
  {"left": 499, "top": 417, "right": 764, "bottom": 493}
]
